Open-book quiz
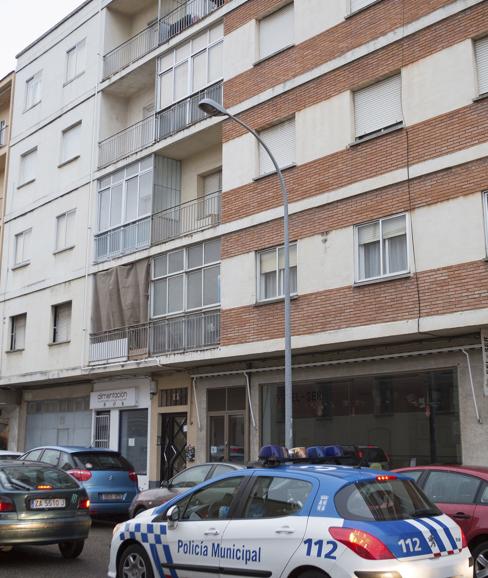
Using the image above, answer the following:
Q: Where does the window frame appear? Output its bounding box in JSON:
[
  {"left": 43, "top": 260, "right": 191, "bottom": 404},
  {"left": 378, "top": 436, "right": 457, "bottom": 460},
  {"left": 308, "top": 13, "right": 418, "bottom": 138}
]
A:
[
  {"left": 19, "top": 147, "right": 38, "bottom": 187},
  {"left": 51, "top": 301, "right": 72, "bottom": 345},
  {"left": 65, "top": 38, "right": 86, "bottom": 84},
  {"left": 55, "top": 209, "right": 76, "bottom": 253},
  {"left": 354, "top": 213, "right": 410, "bottom": 284},
  {"left": 422, "top": 470, "right": 482, "bottom": 505},
  {"left": 25, "top": 71, "right": 42, "bottom": 111},
  {"left": 256, "top": 242, "right": 298, "bottom": 303},
  {"left": 13, "top": 228, "right": 32, "bottom": 267},
  {"left": 60, "top": 122, "right": 82, "bottom": 166},
  {"left": 9, "top": 313, "right": 27, "bottom": 352}
]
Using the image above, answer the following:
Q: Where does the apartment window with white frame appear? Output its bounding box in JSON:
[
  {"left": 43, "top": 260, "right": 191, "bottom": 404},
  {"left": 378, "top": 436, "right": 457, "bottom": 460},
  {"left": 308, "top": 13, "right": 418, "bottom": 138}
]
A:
[
  {"left": 355, "top": 214, "right": 409, "bottom": 282},
  {"left": 19, "top": 148, "right": 37, "bottom": 186},
  {"left": 258, "top": 3, "right": 294, "bottom": 61},
  {"left": 9, "top": 314, "right": 26, "bottom": 351},
  {"left": 97, "top": 157, "right": 153, "bottom": 232},
  {"left": 66, "top": 39, "right": 86, "bottom": 83},
  {"left": 151, "top": 239, "right": 220, "bottom": 318},
  {"left": 350, "top": 0, "right": 379, "bottom": 13},
  {"left": 257, "top": 243, "right": 297, "bottom": 302},
  {"left": 354, "top": 75, "right": 403, "bottom": 141},
  {"left": 475, "top": 36, "right": 488, "bottom": 96},
  {"left": 60, "top": 122, "right": 81, "bottom": 165},
  {"left": 258, "top": 118, "right": 296, "bottom": 176},
  {"left": 55, "top": 210, "right": 76, "bottom": 252},
  {"left": 158, "top": 23, "right": 223, "bottom": 110},
  {"left": 25, "top": 72, "right": 42, "bottom": 110},
  {"left": 51, "top": 302, "right": 72, "bottom": 344},
  {"left": 14, "top": 229, "right": 32, "bottom": 267}
]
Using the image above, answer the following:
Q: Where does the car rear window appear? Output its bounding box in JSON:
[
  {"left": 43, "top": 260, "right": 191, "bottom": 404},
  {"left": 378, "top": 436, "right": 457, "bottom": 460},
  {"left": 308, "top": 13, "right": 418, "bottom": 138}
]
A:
[
  {"left": 335, "top": 478, "right": 441, "bottom": 521},
  {"left": 0, "top": 465, "right": 79, "bottom": 491},
  {"left": 73, "top": 452, "right": 132, "bottom": 471},
  {"left": 362, "top": 447, "right": 388, "bottom": 463}
]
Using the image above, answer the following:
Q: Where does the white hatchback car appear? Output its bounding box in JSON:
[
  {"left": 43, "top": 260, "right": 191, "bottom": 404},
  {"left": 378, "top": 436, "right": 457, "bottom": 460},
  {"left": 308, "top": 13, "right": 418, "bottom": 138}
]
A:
[{"left": 109, "top": 445, "right": 472, "bottom": 578}]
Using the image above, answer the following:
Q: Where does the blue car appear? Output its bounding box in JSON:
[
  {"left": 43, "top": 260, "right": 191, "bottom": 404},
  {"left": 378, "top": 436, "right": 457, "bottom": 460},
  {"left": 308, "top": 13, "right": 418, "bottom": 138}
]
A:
[{"left": 20, "top": 446, "right": 138, "bottom": 517}]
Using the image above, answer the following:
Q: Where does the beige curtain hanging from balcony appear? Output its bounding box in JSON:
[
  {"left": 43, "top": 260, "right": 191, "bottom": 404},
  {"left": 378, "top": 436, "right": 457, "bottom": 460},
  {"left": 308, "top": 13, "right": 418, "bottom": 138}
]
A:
[{"left": 91, "top": 259, "right": 150, "bottom": 333}]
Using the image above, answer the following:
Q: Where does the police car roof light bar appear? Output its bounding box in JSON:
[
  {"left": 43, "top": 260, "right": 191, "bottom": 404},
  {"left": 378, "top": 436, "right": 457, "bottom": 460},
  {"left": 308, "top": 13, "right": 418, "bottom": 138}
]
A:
[{"left": 255, "top": 445, "right": 359, "bottom": 467}]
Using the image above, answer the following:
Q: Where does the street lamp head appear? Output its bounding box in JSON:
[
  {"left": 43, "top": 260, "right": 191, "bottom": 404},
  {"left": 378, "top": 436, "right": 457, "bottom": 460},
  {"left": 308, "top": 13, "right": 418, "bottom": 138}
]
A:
[{"left": 198, "top": 98, "right": 228, "bottom": 117}]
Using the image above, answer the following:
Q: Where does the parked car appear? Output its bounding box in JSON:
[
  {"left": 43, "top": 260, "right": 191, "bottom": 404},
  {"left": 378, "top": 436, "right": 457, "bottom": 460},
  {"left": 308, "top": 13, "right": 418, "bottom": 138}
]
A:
[
  {"left": 0, "top": 459, "right": 91, "bottom": 558},
  {"left": 109, "top": 445, "right": 471, "bottom": 578},
  {"left": 129, "top": 462, "right": 243, "bottom": 518},
  {"left": 394, "top": 464, "right": 488, "bottom": 578},
  {"left": 20, "top": 446, "right": 138, "bottom": 517},
  {"left": 297, "top": 444, "right": 390, "bottom": 469},
  {"left": 0, "top": 450, "right": 22, "bottom": 460}
]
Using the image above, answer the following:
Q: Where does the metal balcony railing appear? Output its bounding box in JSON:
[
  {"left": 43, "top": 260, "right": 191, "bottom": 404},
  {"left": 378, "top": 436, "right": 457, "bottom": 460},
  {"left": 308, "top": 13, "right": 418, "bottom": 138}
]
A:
[
  {"left": 98, "top": 115, "right": 156, "bottom": 169},
  {"left": 103, "top": 20, "right": 159, "bottom": 80},
  {"left": 152, "top": 189, "right": 221, "bottom": 245},
  {"left": 156, "top": 80, "right": 222, "bottom": 141},
  {"left": 159, "top": 0, "right": 225, "bottom": 44},
  {"left": 89, "top": 310, "right": 220, "bottom": 363},
  {"left": 94, "top": 216, "right": 151, "bottom": 262}
]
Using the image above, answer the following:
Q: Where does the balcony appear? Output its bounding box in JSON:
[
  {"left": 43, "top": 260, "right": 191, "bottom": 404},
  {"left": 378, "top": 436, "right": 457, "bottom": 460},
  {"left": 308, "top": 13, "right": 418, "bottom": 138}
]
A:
[
  {"left": 0, "top": 124, "right": 7, "bottom": 147},
  {"left": 103, "top": 0, "right": 224, "bottom": 80},
  {"left": 94, "top": 216, "right": 151, "bottom": 262},
  {"left": 89, "top": 309, "right": 220, "bottom": 363},
  {"left": 152, "top": 189, "right": 221, "bottom": 245}
]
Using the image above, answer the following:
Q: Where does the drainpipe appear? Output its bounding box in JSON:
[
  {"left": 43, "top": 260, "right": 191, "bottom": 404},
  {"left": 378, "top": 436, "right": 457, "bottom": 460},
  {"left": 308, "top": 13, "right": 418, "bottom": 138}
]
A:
[
  {"left": 461, "top": 349, "right": 482, "bottom": 424},
  {"left": 192, "top": 377, "right": 201, "bottom": 430},
  {"left": 244, "top": 372, "right": 256, "bottom": 429}
]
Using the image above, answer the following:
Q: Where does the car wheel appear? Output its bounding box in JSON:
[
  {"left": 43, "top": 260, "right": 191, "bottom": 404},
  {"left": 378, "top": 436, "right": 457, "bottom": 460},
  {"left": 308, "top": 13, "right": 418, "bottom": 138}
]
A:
[
  {"left": 118, "top": 543, "right": 154, "bottom": 578},
  {"left": 473, "top": 541, "right": 488, "bottom": 578},
  {"left": 297, "top": 569, "right": 330, "bottom": 578},
  {"left": 58, "top": 539, "right": 85, "bottom": 559}
]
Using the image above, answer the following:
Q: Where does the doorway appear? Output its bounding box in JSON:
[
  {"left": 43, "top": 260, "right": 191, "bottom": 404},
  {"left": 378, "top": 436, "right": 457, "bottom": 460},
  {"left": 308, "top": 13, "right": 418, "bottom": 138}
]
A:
[{"left": 159, "top": 413, "right": 187, "bottom": 482}]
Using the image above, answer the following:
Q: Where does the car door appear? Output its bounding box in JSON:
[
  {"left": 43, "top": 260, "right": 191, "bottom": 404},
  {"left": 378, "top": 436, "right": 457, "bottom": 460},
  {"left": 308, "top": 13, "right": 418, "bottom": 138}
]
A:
[
  {"left": 422, "top": 470, "right": 480, "bottom": 538},
  {"left": 220, "top": 472, "right": 317, "bottom": 578},
  {"left": 162, "top": 474, "right": 247, "bottom": 578}
]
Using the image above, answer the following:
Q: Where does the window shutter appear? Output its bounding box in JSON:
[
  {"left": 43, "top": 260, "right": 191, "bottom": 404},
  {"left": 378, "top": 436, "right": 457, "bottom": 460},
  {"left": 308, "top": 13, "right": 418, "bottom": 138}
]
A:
[
  {"left": 382, "top": 215, "right": 406, "bottom": 239},
  {"left": 259, "top": 3, "right": 294, "bottom": 60},
  {"left": 65, "top": 210, "right": 76, "bottom": 247},
  {"left": 354, "top": 75, "right": 403, "bottom": 139},
  {"left": 259, "top": 118, "right": 296, "bottom": 175},
  {"left": 351, "top": 0, "right": 376, "bottom": 12},
  {"left": 358, "top": 222, "right": 380, "bottom": 245},
  {"left": 62, "top": 123, "right": 81, "bottom": 163},
  {"left": 15, "top": 315, "right": 26, "bottom": 349},
  {"left": 54, "top": 303, "right": 71, "bottom": 342},
  {"left": 21, "top": 149, "right": 37, "bottom": 184},
  {"left": 260, "top": 250, "right": 276, "bottom": 275},
  {"left": 203, "top": 171, "right": 222, "bottom": 195},
  {"left": 476, "top": 37, "right": 488, "bottom": 95}
]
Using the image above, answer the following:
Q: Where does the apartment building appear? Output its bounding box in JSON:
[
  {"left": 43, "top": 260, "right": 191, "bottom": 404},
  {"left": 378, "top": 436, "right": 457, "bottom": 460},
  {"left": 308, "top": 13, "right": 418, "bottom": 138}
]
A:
[{"left": 1, "top": 0, "right": 487, "bottom": 488}]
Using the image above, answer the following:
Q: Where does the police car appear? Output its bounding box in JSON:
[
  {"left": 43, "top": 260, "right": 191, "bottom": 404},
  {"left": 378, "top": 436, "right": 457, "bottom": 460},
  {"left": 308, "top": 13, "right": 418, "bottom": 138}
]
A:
[{"left": 108, "top": 445, "right": 472, "bottom": 578}]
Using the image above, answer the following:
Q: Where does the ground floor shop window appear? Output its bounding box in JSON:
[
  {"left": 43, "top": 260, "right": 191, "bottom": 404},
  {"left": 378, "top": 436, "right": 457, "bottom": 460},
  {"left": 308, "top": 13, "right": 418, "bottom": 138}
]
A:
[
  {"left": 119, "top": 409, "right": 148, "bottom": 475},
  {"left": 261, "top": 369, "right": 460, "bottom": 468},
  {"left": 0, "top": 422, "right": 8, "bottom": 450}
]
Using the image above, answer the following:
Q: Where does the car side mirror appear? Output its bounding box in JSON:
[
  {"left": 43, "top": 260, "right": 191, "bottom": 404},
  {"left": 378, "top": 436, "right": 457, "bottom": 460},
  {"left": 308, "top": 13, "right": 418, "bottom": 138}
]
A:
[{"left": 166, "top": 505, "right": 180, "bottom": 528}]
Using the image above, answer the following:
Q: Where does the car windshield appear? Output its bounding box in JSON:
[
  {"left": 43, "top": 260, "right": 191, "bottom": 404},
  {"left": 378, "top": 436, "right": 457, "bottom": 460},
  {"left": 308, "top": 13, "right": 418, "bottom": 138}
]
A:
[
  {"left": 335, "top": 478, "right": 441, "bottom": 521},
  {"left": 0, "top": 465, "right": 79, "bottom": 491},
  {"left": 73, "top": 452, "right": 131, "bottom": 471}
]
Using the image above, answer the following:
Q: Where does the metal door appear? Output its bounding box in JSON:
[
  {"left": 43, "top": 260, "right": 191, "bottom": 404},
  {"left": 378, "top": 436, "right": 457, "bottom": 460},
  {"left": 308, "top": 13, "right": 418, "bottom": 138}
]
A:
[{"left": 159, "top": 413, "right": 187, "bottom": 482}]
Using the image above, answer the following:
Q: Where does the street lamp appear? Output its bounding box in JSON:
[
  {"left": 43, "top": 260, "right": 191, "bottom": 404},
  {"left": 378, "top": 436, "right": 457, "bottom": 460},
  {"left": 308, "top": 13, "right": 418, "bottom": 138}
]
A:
[{"left": 198, "top": 97, "right": 294, "bottom": 449}]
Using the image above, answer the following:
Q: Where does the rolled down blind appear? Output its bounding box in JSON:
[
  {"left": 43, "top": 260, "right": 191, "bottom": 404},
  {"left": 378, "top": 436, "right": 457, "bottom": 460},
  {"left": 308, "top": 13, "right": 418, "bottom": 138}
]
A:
[
  {"left": 259, "top": 117, "right": 296, "bottom": 175},
  {"left": 358, "top": 222, "right": 380, "bottom": 245},
  {"left": 55, "top": 303, "right": 71, "bottom": 342},
  {"left": 351, "top": 0, "right": 377, "bottom": 12},
  {"left": 382, "top": 215, "right": 406, "bottom": 239},
  {"left": 476, "top": 36, "right": 488, "bottom": 95},
  {"left": 354, "top": 75, "right": 403, "bottom": 138},
  {"left": 259, "top": 3, "right": 294, "bottom": 60}
]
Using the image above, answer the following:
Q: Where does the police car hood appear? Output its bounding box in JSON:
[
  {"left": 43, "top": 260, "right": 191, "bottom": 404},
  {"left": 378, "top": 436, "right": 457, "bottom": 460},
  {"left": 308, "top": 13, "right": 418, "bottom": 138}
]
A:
[{"left": 342, "top": 514, "right": 463, "bottom": 560}]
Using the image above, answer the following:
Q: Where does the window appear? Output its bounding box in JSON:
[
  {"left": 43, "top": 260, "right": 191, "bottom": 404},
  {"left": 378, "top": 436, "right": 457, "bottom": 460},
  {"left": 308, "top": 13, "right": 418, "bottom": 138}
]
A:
[
  {"left": 354, "top": 75, "right": 403, "bottom": 140},
  {"left": 51, "top": 302, "right": 72, "bottom": 343},
  {"left": 25, "top": 72, "right": 42, "bottom": 109},
  {"left": 9, "top": 314, "right": 26, "bottom": 351},
  {"left": 151, "top": 239, "right": 221, "bottom": 317},
  {"left": 55, "top": 210, "right": 76, "bottom": 252},
  {"left": 19, "top": 148, "right": 37, "bottom": 186},
  {"left": 257, "top": 243, "right": 297, "bottom": 301},
  {"left": 60, "top": 122, "right": 81, "bottom": 165},
  {"left": 400, "top": 470, "right": 424, "bottom": 483},
  {"left": 476, "top": 37, "right": 488, "bottom": 96},
  {"left": 481, "top": 484, "right": 488, "bottom": 504},
  {"left": 66, "top": 39, "right": 86, "bottom": 83},
  {"left": 97, "top": 157, "right": 153, "bottom": 232},
  {"left": 350, "top": 0, "right": 379, "bottom": 13},
  {"left": 0, "top": 120, "right": 6, "bottom": 146},
  {"left": 259, "top": 3, "right": 294, "bottom": 61},
  {"left": 170, "top": 464, "right": 212, "bottom": 489},
  {"left": 243, "top": 476, "right": 312, "bottom": 518},
  {"left": 40, "top": 449, "right": 61, "bottom": 466},
  {"left": 258, "top": 118, "right": 295, "bottom": 176},
  {"left": 423, "top": 471, "right": 480, "bottom": 504},
  {"left": 119, "top": 409, "right": 148, "bottom": 475},
  {"left": 14, "top": 229, "right": 32, "bottom": 266},
  {"left": 158, "top": 23, "right": 223, "bottom": 109},
  {"left": 355, "top": 214, "right": 408, "bottom": 282},
  {"left": 94, "top": 411, "right": 110, "bottom": 448},
  {"left": 180, "top": 476, "right": 243, "bottom": 521},
  {"left": 202, "top": 170, "right": 222, "bottom": 196}
]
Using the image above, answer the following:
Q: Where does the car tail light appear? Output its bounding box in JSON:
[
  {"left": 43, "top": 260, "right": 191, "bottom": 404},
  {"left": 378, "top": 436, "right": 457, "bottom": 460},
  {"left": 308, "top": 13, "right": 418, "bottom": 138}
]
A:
[
  {"left": 36, "top": 484, "right": 53, "bottom": 490},
  {"left": 67, "top": 469, "right": 92, "bottom": 482},
  {"left": 376, "top": 475, "right": 397, "bottom": 482},
  {"left": 357, "top": 450, "right": 364, "bottom": 459},
  {"left": 460, "top": 528, "right": 467, "bottom": 549},
  {"left": 78, "top": 498, "right": 90, "bottom": 510},
  {"left": 329, "top": 527, "right": 394, "bottom": 560},
  {"left": 0, "top": 496, "right": 16, "bottom": 513},
  {"left": 128, "top": 471, "right": 138, "bottom": 484}
]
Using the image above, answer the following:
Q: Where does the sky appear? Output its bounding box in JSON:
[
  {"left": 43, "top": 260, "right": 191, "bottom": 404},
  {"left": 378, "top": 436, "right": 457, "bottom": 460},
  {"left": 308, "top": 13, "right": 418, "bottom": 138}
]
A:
[{"left": 0, "top": 0, "right": 84, "bottom": 79}]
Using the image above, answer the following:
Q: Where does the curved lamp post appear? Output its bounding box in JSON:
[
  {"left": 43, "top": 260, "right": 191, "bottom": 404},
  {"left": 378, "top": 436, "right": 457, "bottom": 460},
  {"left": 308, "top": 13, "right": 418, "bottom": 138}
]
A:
[{"left": 198, "top": 97, "right": 293, "bottom": 449}]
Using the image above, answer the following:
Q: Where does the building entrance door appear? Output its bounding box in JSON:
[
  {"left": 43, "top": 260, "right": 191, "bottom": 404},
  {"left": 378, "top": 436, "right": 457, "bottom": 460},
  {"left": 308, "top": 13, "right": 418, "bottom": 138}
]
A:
[{"left": 159, "top": 413, "right": 187, "bottom": 482}]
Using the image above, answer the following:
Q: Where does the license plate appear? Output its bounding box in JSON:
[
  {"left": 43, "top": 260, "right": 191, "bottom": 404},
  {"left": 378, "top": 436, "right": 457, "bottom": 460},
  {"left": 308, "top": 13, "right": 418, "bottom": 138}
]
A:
[
  {"left": 101, "top": 493, "right": 124, "bottom": 501},
  {"left": 31, "top": 498, "right": 66, "bottom": 509}
]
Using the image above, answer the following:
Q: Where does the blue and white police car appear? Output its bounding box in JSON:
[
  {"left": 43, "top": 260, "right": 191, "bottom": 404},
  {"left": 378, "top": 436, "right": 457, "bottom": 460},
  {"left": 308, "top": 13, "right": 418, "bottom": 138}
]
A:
[{"left": 108, "top": 445, "right": 472, "bottom": 578}]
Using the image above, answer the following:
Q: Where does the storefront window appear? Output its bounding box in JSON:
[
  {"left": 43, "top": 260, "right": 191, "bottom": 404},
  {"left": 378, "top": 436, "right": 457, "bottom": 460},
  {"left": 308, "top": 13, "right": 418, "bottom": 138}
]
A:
[
  {"left": 261, "top": 369, "right": 460, "bottom": 468},
  {"left": 119, "top": 409, "right": 148, "bottom": 475}
]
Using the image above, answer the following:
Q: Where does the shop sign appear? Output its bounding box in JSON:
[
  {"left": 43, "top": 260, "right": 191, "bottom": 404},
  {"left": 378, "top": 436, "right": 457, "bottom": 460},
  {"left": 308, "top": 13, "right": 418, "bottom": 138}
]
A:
[
  {"left": 482, "top": 329, "right": 488, "bottom": 395},
  {"left": 90, "top": 388, "right": 137, "bottom": 409}
]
